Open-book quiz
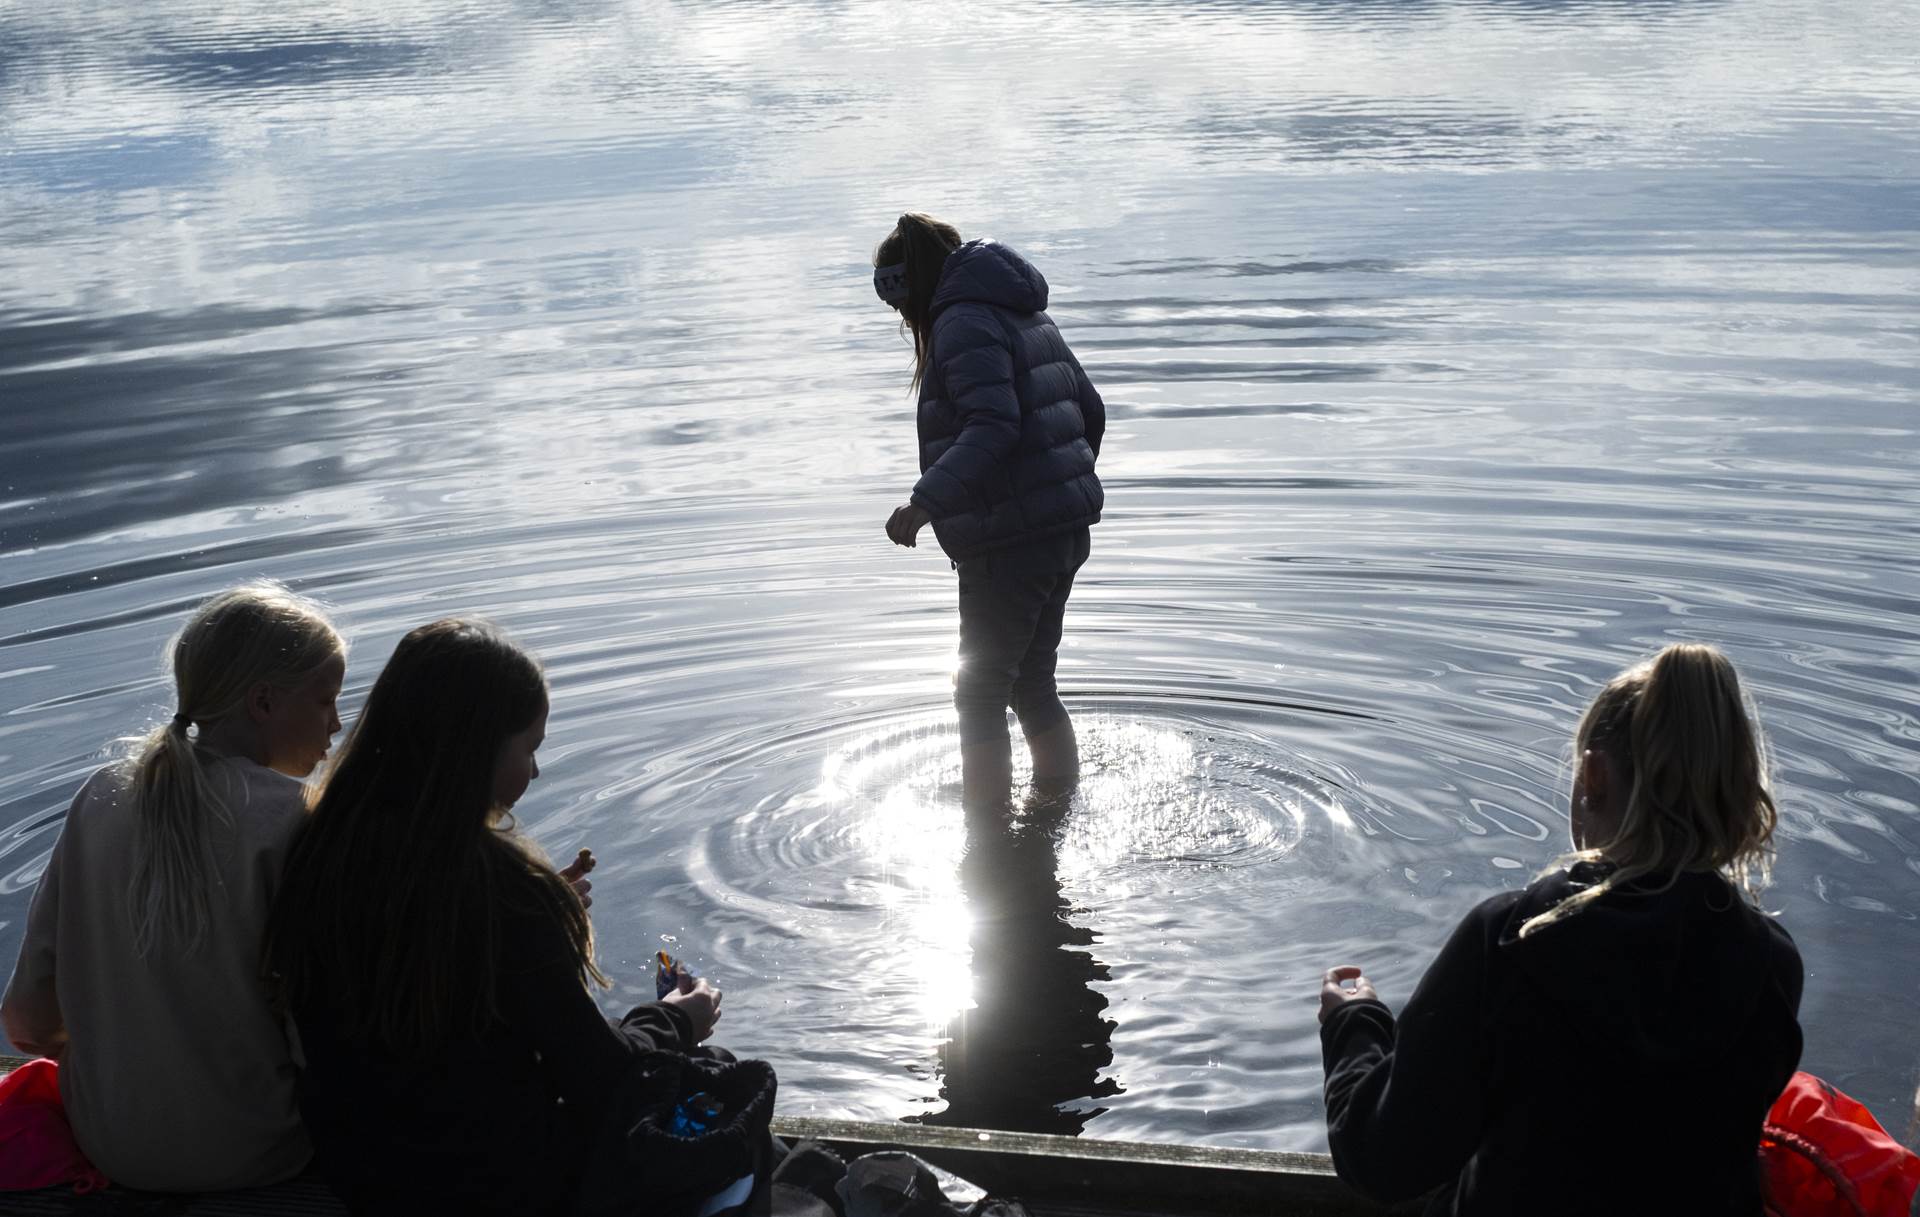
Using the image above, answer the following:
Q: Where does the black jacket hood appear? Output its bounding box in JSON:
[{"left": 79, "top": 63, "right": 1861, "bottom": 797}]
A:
[{"left": 931, "top": 239, "right": 1049, "bottom": 319}]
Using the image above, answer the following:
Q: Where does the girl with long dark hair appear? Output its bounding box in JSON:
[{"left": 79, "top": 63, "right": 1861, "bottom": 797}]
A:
[{"left": 265, "top": 618, "right": 723, "bottom": 1216}]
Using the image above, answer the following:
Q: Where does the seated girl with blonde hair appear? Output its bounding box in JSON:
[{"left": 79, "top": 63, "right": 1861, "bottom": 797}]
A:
[
  {"left": 1317, "top": 643, "right": 1803, "bottom": 1216},
  {"left": 3, "top": 583, "right": 346, "bottom": 1190}
]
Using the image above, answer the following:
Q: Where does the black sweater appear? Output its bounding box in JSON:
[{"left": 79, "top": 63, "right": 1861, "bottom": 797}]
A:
[
  {"left": 293, "top": 901, "right": 693, "bottom": 1217},
  {"left": 1321, "top": 865, "right": 1803, "bottom": 1216}
]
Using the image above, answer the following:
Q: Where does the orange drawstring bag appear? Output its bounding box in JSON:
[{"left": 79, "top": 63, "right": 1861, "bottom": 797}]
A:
[
  {"left": 0, "top": 1060, "right": 109, "bottom": 1194},
  {"left": 1761, "top": 1072, "right": 1920, "bottom": 1217}
]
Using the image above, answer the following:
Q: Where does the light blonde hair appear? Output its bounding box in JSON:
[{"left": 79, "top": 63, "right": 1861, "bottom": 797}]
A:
[
  {"left": 127, "top": 582, "right": 343, "bottom": 958},
  {"left": 1519, "top": 643, "right": 1777, "bottom": 938}
]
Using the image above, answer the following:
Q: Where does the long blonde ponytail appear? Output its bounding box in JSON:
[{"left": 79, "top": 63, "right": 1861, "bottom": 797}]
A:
[
  {"left": 127, "top": 582, "right": 342, "bottom": 958},
  {"left": 1520, "top": 643, "right": 1777, "bottom": 937}
]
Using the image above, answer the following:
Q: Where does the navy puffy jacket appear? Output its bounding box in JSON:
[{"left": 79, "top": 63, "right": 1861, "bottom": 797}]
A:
[{"left": 908, "top": 240, "right": 1105, "bottom": 561}]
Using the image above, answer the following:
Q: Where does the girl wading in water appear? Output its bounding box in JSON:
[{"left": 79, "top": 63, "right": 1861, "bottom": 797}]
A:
[
  {"left": 1317, "top": 643, "right": 1804, "bottom": 1215},
  {"left": 874, "top": 213, "right": 1105, "bottom": 810}
]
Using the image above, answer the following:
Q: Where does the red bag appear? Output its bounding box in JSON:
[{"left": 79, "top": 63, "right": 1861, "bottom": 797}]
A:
[
  {"left": 1761, "top": 1072, "right": 1920, "bottom": 1217},
  {"left": 0, "top": 1060, "right": 109, "bottom": 1194}
]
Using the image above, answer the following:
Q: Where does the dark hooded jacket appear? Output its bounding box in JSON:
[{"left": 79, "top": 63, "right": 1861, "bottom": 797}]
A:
[
  {"left": 909, "top": 240, "right": 1104, "bottom": 561},
  {"left": 1321, "top": 863, "right": 1803, "bottom": 1216}
]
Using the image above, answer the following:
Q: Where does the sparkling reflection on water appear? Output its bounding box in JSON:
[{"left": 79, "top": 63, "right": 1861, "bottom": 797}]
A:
[{"left": 2, "top": 0, "right": 1918, "bottom": 1150}]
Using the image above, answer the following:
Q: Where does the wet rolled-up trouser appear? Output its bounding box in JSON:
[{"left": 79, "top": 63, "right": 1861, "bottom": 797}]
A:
[{"left": 953, "top": 527, "right": 1091, "bottom": 747}]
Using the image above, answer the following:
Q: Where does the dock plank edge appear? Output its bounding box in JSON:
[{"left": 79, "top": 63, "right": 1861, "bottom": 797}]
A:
[{"left": 2, "top": 1053, "right": 1382, "bottom": 1215}]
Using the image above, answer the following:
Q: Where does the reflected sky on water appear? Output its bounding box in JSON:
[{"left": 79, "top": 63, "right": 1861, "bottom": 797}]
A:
[{"left": 2, "top": 0, "right": 1918, "bottom": 1149}]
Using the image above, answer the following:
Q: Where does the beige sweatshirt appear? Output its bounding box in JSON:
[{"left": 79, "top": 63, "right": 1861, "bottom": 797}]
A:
[{"left": 2, "top": 755, "right": 311, "bottom": 1190}]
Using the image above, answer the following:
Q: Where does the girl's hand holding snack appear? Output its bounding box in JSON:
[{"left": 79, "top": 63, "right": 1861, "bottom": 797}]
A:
[
  {"left": 558, "top": 848, "right": 596, "bottom": 909},
  {"left": 663, "top": 972, "right": 723, "bottom": 1043}
]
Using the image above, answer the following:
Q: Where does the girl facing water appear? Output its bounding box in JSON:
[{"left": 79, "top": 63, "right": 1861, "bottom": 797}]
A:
[
  {"left": 1316, "top": 644, "right": 1804, "bottom": 1215},
  {"left": 265, "top": 618, "right": 723, "bottom": 1217},
  {"left": 2, "top": 583, "right": 345, "bottom": 1190},
  {"left": 873, "top": 213, "right": 1105, "bottom": 807}
]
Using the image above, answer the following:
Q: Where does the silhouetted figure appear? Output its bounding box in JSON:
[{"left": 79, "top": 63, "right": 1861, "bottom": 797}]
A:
[
  {"left": 918, "top": 786, "right": 1120, "bottom": 1135},
  {"left": 1319, "top": 645, "right": 1803, "bottom": 1215},
  {"left": 872, "top": 212, "right": 1105, "bottom": 815}
]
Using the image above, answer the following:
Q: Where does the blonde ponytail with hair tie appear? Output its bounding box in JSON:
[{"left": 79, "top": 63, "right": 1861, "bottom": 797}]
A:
[
  {"left": 1519, "top": 642, "right": 1777, "bottom": 938},
  {"left": 126, "top": 583, "right": 342, "bottom": 958}
]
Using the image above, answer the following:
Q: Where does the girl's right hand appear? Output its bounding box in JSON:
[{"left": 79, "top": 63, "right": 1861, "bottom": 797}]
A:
[
  {"left": 885, "top": 502, "right": 931, "bottom": 547},
  {"left": 558, "top": 848, "right": 596, "bottom": 909},
  {"left": 662, "top": 974, "right": 723, "bottom": 1043},
  {"left": 1318, "top": 965, "right": 1379, "bottom": 1024}
]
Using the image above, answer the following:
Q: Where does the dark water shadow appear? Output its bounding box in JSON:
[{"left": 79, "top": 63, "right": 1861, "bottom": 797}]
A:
[
  {"left": 1068, "top": 296, "right": 1372, "bottom": 326},
  {"left": 0, "top": 305, "right": 430, "bottom": 550},
  {"left": 1098, "top": 0, "right": 1723, "bottom": 21},
  {"left": 0, "top": 306, "right": 397, "bottom": 372},
  {"left": 1072, "top": 333, "right": 1396, "bottom": 351},
  {"left": 1096, "top": 258, "right": 1397, "bottom": 278},
  {"left": 914, "top": 789, "right": 1121, "bottom": 1136},
  {"left": 1105, "top": 401, "right": 1363, "bottom": 421},
  {"left": 134, "top": 35, "right": 434, "bottom": 95}
]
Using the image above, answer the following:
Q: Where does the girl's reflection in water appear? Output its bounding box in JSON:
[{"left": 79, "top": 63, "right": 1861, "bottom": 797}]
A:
[{"left": 917, "top": 786, "right": 1122, "bottom": 1135}]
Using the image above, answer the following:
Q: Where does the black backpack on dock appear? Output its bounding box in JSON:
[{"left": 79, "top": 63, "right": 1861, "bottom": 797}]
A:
[{"left": 572, "top": 1050, "right": 779, "bottom": 1217}]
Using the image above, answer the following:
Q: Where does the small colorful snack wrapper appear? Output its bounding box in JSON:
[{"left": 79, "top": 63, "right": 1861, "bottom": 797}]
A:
[{"left": 655, "top": 950, "right": 695, "bottom": 1000}]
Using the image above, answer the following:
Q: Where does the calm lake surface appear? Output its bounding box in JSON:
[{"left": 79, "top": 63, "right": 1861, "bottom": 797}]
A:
[{"left": 3, "top": 0, "right": 1917, "bottom": 1150}]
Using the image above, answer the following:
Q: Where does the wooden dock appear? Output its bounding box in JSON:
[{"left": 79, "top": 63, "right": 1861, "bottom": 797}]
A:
[
  {"left": 0, "top": 1054, "right": 1383, "bottom": 1215},
  {"left": 777, "top": 1115, "right": 1382, "bottom": 1216}
]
